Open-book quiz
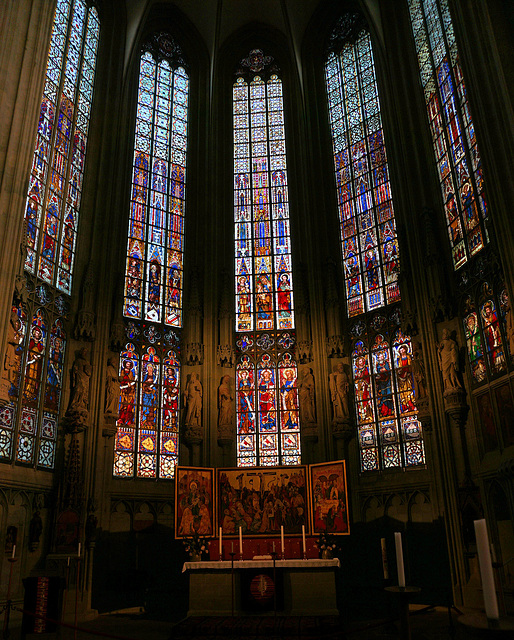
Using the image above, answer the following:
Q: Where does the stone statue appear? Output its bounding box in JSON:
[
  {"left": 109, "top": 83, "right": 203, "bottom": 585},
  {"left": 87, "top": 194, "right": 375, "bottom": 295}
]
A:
[
  {"left": 437, "top": 329, "right": 462, "bottom": 391},
  {"left": 218, "top": 375, "right": 233, "bottom": 435},
  {"left": 412, "top": 342, "right": 427, "bottom": 400},
  {"left": 66, "top": 347, "right": 92, "bottom": 422},
  {"left": 104, "top": 357, "right": 120, "bottom": 416},
  {"left": 299, "top": 367, "right": 316, "bottom": 424},
  {"left": 184, "top": 372, "right": 202, "bottom": 430},
  {"left": 3, "top": 310, "right": 21, "bottom": 387},
  {"left": 329, "top": 362, "right": 349, "bottom": 422}
]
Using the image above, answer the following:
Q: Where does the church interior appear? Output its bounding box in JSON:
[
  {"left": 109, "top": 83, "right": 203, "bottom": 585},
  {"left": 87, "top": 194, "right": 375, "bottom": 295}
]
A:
[{"left": 1, "top": 0, "right": 514, "bottom": 637}]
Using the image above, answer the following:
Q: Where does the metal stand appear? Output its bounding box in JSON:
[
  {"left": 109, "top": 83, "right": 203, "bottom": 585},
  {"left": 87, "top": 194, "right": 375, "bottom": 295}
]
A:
[
  {"left": 229, "top": 552, "right": 235, "bottom": 617},
  {"left": 385, "top": 586, "right": 421, "bottom": 640},
  {"left": 2, "top": 558, "right": 17, "bottom": 639}
]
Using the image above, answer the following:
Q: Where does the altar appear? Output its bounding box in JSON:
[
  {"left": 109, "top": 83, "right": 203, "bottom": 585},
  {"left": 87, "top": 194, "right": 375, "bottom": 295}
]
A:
[{"left": 183, "top": 559, "right": 340, "bottom": 617}]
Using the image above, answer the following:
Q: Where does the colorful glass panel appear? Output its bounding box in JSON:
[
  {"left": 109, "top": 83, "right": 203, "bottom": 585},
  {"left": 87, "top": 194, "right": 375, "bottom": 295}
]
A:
[
  {"left": 325, "top": 31, "right": 400, "bottom": 317},
  {"left": 233, "top": 75, "right": 295, "bottom": 332},
  {"left": 352, "top": 329, "right": 425, "bottom": 472},
  {"left": 124, "top": 54, "right": 188, "bottom": 328},
  {"left": 408, "top": 0, "right": 488, "bottom": 268},
  {"left": 113, "top": 342, "right": 180, "bottom": 479},
  {"left": 233, "top": 62, "right": 300, "bottom": 467},
  {"left": 24, "top": 0, "right": 100, "bottom": 293}
]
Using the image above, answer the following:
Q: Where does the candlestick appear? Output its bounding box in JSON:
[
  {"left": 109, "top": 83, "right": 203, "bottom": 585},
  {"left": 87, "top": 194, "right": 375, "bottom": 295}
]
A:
[
  {"left": 474, "top": 519, "right": 499, "bottom": 621},
  {"left": 381, "top": 538, "right": 389, "bottom": 580},
  {"left": 11, "top": 544, "right": 15, "bottom": 560},
  {"left": 302, "top": 525, "right": 306, "bottom": 558},
  {"left": 394, "top": 532, "right": 405, "bottom": 588},
  {"left": 280, "top": 525, "right": 285, "bottom": 558},
  {"left": 239, "top": 526, "right": 243, "bottom": 558}
]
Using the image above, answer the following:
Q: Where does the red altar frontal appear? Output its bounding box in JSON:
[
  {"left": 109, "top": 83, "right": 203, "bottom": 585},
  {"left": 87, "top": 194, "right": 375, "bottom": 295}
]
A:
[{"left": 183, "top": 558, "right": 340, "bottom": 617}]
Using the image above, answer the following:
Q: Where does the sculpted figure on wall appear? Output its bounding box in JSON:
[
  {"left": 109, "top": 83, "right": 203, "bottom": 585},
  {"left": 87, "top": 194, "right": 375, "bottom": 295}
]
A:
[
  {"left": 184, "top": 372, "right": 202, "bottom": 430},
  {"left": 218, "top": 375, "right": 234, "bottom": 437},
  {"left": 329, "top": 362, "right": 349, "bottom": 422},
  {"left": 105, "top": 357, "right": 120, "bottom": 416},
  {"left": 437, "top": 329, "right": 462, "bottom": 391},
  {"left": 65, "top": 347, "right": 92, "bottom": 424},
  {"left": 299, "top": 367, "right": 316, "bottom": 425}
]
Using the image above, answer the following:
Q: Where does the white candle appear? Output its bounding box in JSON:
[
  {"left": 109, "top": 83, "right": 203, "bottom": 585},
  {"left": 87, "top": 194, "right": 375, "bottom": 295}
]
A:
[
  {"left": 77, "top": 542, "right": 81, "bottom": 558},
  {"left": 219, "top": 527, "right": 222, "bottom": 556},
  {"left": 231, "top": 542, "right": 234, "bottom": 553},
  {"left": 281, "top": 525, "right": 285, "bottom": 554},
  {"left": 11, "top": 544, "right": 16, "bottom": 559},
  {"left": 239, "top": 526, "right": 243, "bottom": 556},
  {"left": 474, "top": 519, "right": 499, "bottom": 621},
  {"left": 381, "top": 538, "right": 389, "bottom": 580},
  {"left": 67, "top": 556, "right": 70, "bottom": 567},
  {"left": 394, "top": 532, "right": 405, "bottom": 588},
  {"left": 273, "top": 541, "right": 275, "bottom": 553},
  {"left": 302, "top": 525, "right": 306, "bottom": 554}
]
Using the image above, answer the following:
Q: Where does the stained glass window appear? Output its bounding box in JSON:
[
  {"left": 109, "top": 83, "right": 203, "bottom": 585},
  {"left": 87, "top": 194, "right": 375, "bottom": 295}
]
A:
[
  {"left": 24, "top": 0, "right": 100, "bottom": 294},
  {"left": 115, "top": 33, "right": 188, "bottom": 479},
  {"left": 233, "top": 50, "right": 300, "bottom": 467},
  {"left": 1, "top": 0, "right": 98, "bottom": 470},
  {"left": 326, "top": 16, "right": 425, "bottom": 472},
  {"left": 351, "top": 315, "right": 425, "bottom": 471},
  {"left": 113, "top": 340, "right": 180, "bottom": 479},
  {"left": 325, "top": 19, "right": 400, "bottom": 318},
  {"left": 0, "top": 296, "right": 68, "bottom": 469},
  {"left": 123, "top": 36, "right": 188, "bottom": 327},
  {"left": 408, "top": 0, "right": 488, "bottom": 268},
  {"left": 463, "top": 283, "right": 510, "bottom": 384}
]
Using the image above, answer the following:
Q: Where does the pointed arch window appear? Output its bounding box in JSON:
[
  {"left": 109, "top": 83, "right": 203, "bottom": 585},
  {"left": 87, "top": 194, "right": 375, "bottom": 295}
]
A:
[
  {"left": 0, "top": 0, "right": 99, "bottom": 470},
  {"left": 325, "top": 15, "right": 425, "bottom": 471},
  {"left": 233, "top": 50, "right": 300, "bottom": 467},
  {"left": 114, "top": 33, "right": 189, "bottom": 480},
  {"left": 407, "top": 0, "right": 488, "bottom": 268}
]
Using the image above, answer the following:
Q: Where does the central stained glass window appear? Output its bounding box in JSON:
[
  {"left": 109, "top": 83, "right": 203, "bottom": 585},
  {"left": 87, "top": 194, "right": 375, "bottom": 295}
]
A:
[
  {"left": 114, "top": 33, "right": 188, "bottom": 480},
  {"left": 233, "top": 49, "right": 300, "bottom": 467}
]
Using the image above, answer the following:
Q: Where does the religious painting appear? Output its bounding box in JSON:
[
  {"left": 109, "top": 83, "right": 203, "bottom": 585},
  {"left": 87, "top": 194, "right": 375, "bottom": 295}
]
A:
[
  {"left": 217, "top": 466, "right": 309, "bottom": 536},
  {"left": 175, "top": 467, "right": 215, "bottom": 539},
  {"left": 309, "top": 460, "right": 350, "bottom": 535},
  {"left": 475, "top": 393, "right": 498, "bottom": 454}
]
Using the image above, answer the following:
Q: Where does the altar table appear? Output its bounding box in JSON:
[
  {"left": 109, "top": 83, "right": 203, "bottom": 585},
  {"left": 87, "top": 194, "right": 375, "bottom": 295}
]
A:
[{"left": 183, "top": 559, "right": 340, "bottom": 617}]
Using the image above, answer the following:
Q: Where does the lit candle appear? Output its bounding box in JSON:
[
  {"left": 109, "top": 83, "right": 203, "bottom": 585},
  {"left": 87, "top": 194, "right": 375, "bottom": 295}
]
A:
[
  {"left": 239, "top": 526, "right": 243, "bottom": 556},
  {"left": 394, "top": 532, "right": 405, "bottom": 588},
  {"left": 381, "top": 538, "right": 389, "bottom": 580},
  {"left": 219, "top": 527, "right": 222, "bottom": 556},
  {"left": 302, "top": 525, "right": 306, "bottom": 555},
  {"left": 474, "top": 519, "right": 499, "bottom": 621},
  {"left": 77, "top": 542, "right": 81, "bottom": 558},
  {"left": 11, "top": 544, "right": 16, "bottom": 559},
  {"left": 281, "top": 525, "right": 285, "bottom": 555}
]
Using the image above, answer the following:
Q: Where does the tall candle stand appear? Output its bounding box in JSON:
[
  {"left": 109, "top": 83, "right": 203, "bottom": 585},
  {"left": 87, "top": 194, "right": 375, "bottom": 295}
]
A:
[{"left": 2, "top": 556, "right": 18, "bottom": 640}]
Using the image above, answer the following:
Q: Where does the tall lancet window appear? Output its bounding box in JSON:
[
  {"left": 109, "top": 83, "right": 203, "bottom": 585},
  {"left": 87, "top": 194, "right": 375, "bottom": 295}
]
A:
[
  {"left": 233, "top": 49, "right": 300, "bottom": 467},
  {"left": 113, "top": 33, "right": 188, "bottom": 480},
  {"left": 0, "top": 0, "right": 99, "bottom": 470},
  {"left": 407, "top": 0, "right": 488, "bottom": 269},
  {"left": 325, "top": 15, "right": 425, "bottom": 471}
]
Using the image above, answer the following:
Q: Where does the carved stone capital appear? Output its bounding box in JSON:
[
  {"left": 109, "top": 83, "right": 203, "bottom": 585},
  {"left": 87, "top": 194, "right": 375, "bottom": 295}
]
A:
[
  {"left": 74, "top": 309, "right": 96, "bottom": 341},
  {"left": 185, "top": 426, "right": 204, "bottom": 444},
  {"left": 102, "top": 416, "right": 117, "bottom": 438},
  {"left": 415, "top": 397, "right": 432, "bottom": 431},
  {"left": 217, "top": 344, "right": 234, "bottom": 368},
  {"left": 326, "top": 335, "right": 345, "bottom": 359},
  {"left": 296, "top": 340, "right": 313, "bottom": 364},
  {"left": 331, "top": 418, "right": 354, "bottom": 442},
  {"left": 443, "top": 387, "right": 469, "bottom": 428},
  {"left": 184, "top": 342, "right": 204, "bottom": 366}
]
